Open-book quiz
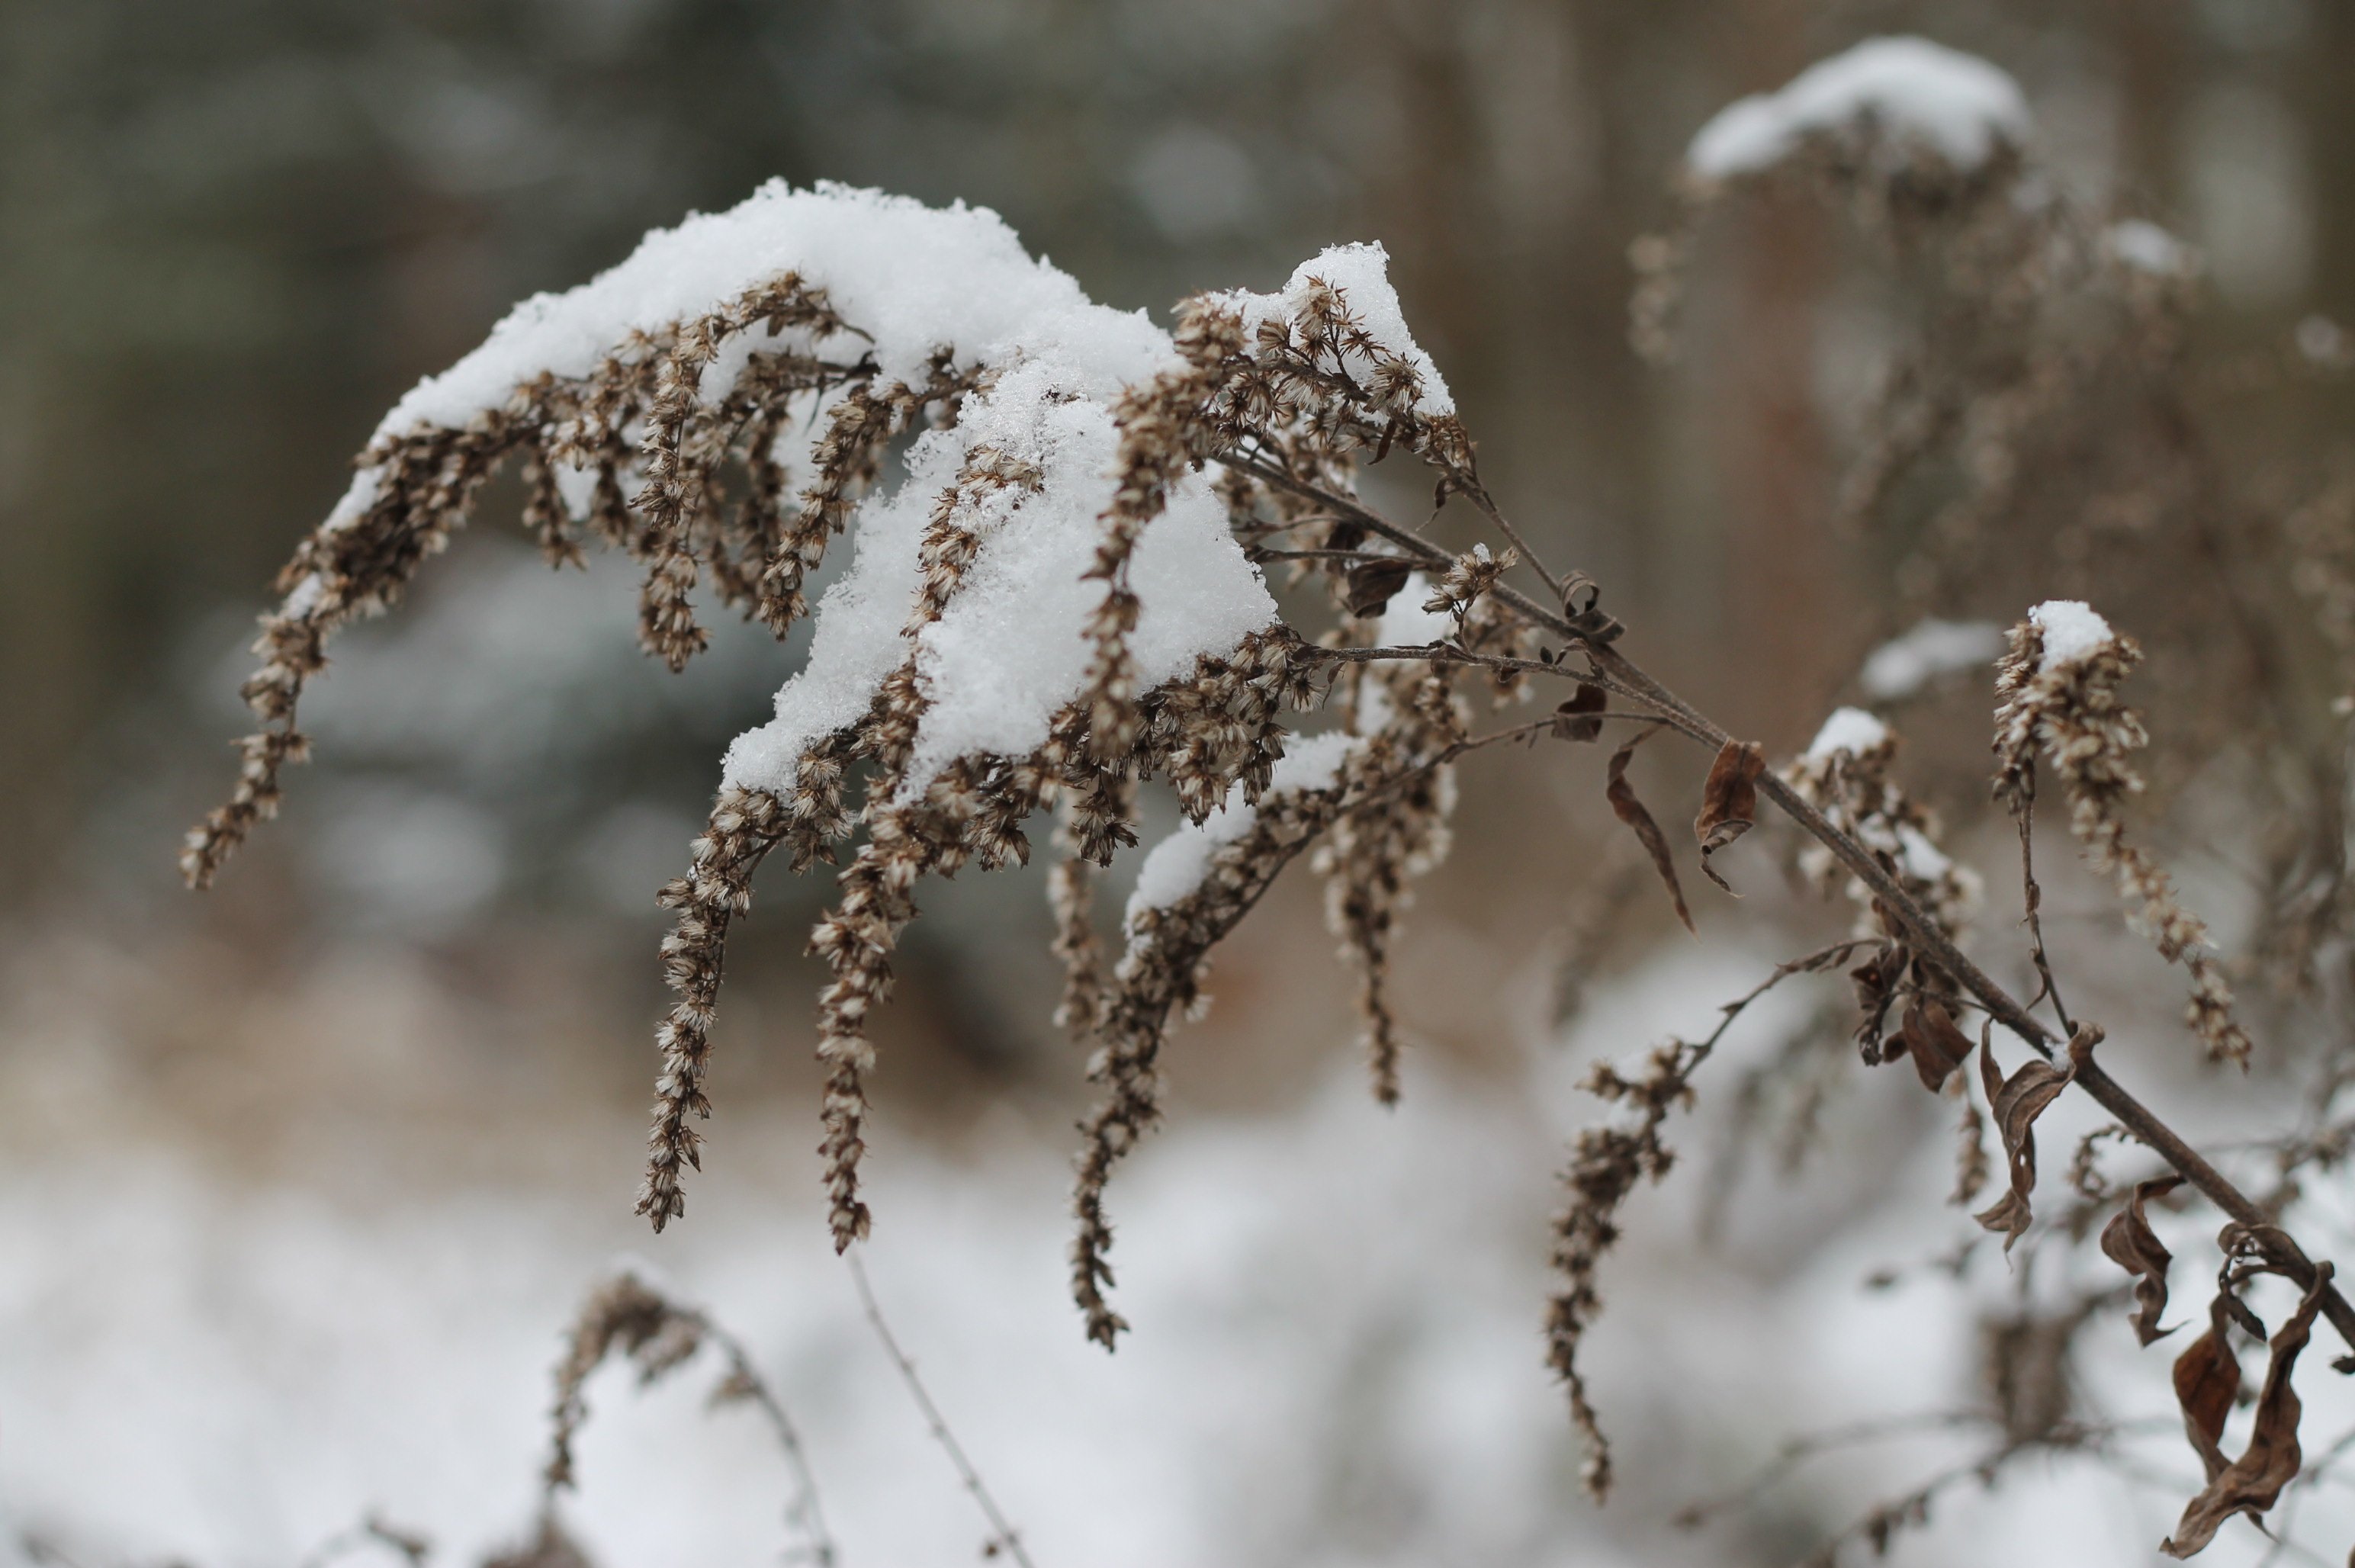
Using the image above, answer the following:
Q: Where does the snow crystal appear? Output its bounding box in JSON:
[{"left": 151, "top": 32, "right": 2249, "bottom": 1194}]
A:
[
  {"left": 1216, "top": 243, "right": 1455, "bottom": 417},
  {"left": 1123, "top": 731, "right": 1361, "bottom": 928},
  {"left": 1857, "top": 618, "right": 2004, "bottom": 700},
  {"left": 2028, "top": 599, "right": 2115, "bottom": 670},
  {"left": 2106, "top": 219, "right": 2196, "bottom": 277},
  {"left": 1805, "top": 706, "right": 1891, "bottom": 760},
  {"left": 1686, "top": 37, "right": 2030, "bottom": 182}
]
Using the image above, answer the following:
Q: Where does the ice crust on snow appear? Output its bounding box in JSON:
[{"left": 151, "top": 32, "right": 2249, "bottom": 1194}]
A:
[
  {"left": 1123, "top": 731, "right": 1361, "bottom": 930},
  {"left": 1857, "top": 618, "right": 2004, "bottom": 700},
  {"left": 1805, "top": 707, "right": 1891, "bottom": 760},
  {"left": 1215, "top": 243, "right": 1455, "bottom": 417},
  {"left": 2028, "top": 599, "right": 2115, "bottom": 670},
  {"left": 1686, "top": 37, "right": 2030, "bottom": 181}
]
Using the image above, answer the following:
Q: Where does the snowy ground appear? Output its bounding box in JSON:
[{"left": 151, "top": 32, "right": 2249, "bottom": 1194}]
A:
[{"left": 6, "top": 929, "right": 2345, "bottom": 1568}]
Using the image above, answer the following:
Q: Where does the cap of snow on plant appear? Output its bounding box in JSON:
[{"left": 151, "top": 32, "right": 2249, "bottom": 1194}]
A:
[{"left": 1685, "top": 36, "right": 2030, "bottom": 183}]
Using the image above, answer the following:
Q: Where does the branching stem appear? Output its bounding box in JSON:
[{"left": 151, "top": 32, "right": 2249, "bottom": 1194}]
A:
[
  {"left": 847, "top": 1252, "right": 1038, "bottom": 1568},
  {"left": 1242, "top": 455, "right": 2355, "bottom": 1364}
]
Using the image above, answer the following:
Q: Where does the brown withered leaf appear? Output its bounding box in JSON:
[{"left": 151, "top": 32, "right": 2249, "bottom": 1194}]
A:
[
  {"left": 1606, "top": 725, "right": 1694, "bottom": 935},
  {"left": 1891, "top": 999, "right": 1973, "bottom": 1091},
  {"left": 1970, "top": 1035, "right": 2077, "bottom": 1252},
  {"left": 1693, "top": 740, "right": 1766, "bottom": 894},
  {"left": 1551, "top": 683, "right": 1608, "bottom": 743},
  {"left": 2101, "top": 1176, "right": 2186, "bottom": 1348},
  {"left": 1849, "top": 942, "right": 1907, "bottom": 1062},
  {"left": 1345, "top": 557, "right": 1414, "bottom": 619},
  {"left": 2173, "top": 1293, "right": 2244, "bottom": 1483},
  {"left": 1324, "top": 518, "right": 1367, "bottom": 554},
  {"left": 2162, "top": 1262, "right": 2334, "bottom": 1557}
]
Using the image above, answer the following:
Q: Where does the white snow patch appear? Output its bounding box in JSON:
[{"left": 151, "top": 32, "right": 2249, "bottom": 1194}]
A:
[
  {"left": 893, "top": 365, "right": 1275, "bottom": 795},
  {"left": 1858, "top": 618, "right": 2004, "bottom": 700},
  {"left": 1687, "top": 37, "right": 2030, "bottom": 182},
  {"left": 1805, "top": 707, "right": 1891, "bottom": 760},
  {"left": 1214, "top": 243, "right": 1454, "bottom": 417},
  {"left": 2028, "top": 600, "right": 2115, "bottom": 671},
  {"left": 1894, "top": 823, "right": 1953, "bottom": 883},
  {"left": 1123, "top": 731, "right": 1361, "bottom": 929},
  {"left": 374, "top": 182, "right": 1164, "bottom": 441},
  {"left": 2105, "top": 219, "right": 2196, "bottom": 277}
]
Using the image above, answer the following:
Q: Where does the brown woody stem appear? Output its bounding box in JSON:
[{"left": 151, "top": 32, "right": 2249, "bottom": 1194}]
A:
[
  {"left": 1584, "top": 639, "right": 2355, "bottom": 1361},
  {"left": 1229, "top": 458, "right": 2355, "bottom": 1362}
]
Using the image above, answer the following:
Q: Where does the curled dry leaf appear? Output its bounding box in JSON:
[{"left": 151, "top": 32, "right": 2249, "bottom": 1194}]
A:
[
  {"left": 1550, "top": 683, "right": 1608, "bottom": 744},
  {"left": 1970, "top": 1030, "right": 2082, "bottom": 1252},
  {"left": 2100, "top": 1175, "right": 2186, "bottom": 1347},
  {"left": 2162, "top": 1262, "right": 2334, "bottom": 1557},
  {"left": 1891, "top": 998, "right": 1972, "bottom": 1091},
  {"left": 1345, "top": 557, "right": 1415, "bottom": 618},
  {"left": 1694, "top": 739, "right": 1766, "bottom": 893},
  {"left": 1847, "top": 939, "right": 1907, "bottom": 1062},
  {"left": 1605, "top": 725, "right": 1693, "bottom": 934},
  {"left": 2173, "top": 1292, "right": 2244, "bottom": 1483}
]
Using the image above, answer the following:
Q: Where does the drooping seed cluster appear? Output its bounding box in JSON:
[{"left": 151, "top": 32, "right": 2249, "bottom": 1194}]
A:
[
  {"left": 1995, "top": 606, "right": 2251, "bottom": 1066},
  {"left": 1071, "top": 744, "right": 1374, "bottom": 1348},
  {"left": 640, "top": 787, "right": 792, "bottom": 1229},
  {"left": 183, "top": 268, "right": 959, "bottom": 890},
  {"left": 1314, "top": 645, "right": 1466, "bottom": 1104},
  {"left": 1545, "top": 1038, "right": 1707, "bottom": 1503}
]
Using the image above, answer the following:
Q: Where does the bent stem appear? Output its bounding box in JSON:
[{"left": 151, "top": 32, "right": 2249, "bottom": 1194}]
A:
[{"left": 1235, "top": 456, "right": 2355, "bottom": 1364}]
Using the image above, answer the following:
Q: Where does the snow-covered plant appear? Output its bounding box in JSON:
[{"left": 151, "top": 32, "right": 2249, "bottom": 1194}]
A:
[
  {"left": 187, "top": 36, "right": 2355, "bottom": 1565},
  {"left": 185, "top": 180, "right": 1523, "bottom": 1315}
]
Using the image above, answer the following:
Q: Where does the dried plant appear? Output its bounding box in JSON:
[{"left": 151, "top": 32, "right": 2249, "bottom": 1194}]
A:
[
  {"left": 541, "top": 1269, "right": 834, "bottom": 1565},
  {"left": 185, "top": 34, "right": 2355, "bottom": 1564}
]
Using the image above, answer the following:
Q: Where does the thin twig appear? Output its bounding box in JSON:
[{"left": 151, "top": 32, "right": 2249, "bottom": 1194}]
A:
[
  {"left": 703, "top": 1326, "right": 837, "bottom": 1566},
  {"left": 1672, "top": 1410, "right": 1990, "bottom": 1528},
  {"left": 846, "top": 1252, "right": 1038, "bottom": 1568},
  {"left": 1248, "top": 547, "right": 1409, "bottom": 565},
  {"left": 1462, "top": 484, "right": 1566, "bottom": 597},
  {"left": 2011, "top": 781, "right": 2077, "bottom": 1038},
  {"left": 1275, "top": 466, "right": 2355, "bottom": 1364},
  {"left": 295, "top": 1517, "right": 429, "bottom": 1568}
]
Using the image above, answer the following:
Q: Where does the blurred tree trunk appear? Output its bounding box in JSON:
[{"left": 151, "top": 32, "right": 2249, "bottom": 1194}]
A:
[{"left": 1713, "top": 0, "right": 1839, "bottom": 748}]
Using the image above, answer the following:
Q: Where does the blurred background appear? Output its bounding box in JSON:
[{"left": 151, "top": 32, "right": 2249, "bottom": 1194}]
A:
[{"left": 5, "top": 2, "right": 2355, "bottom": 1564}]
